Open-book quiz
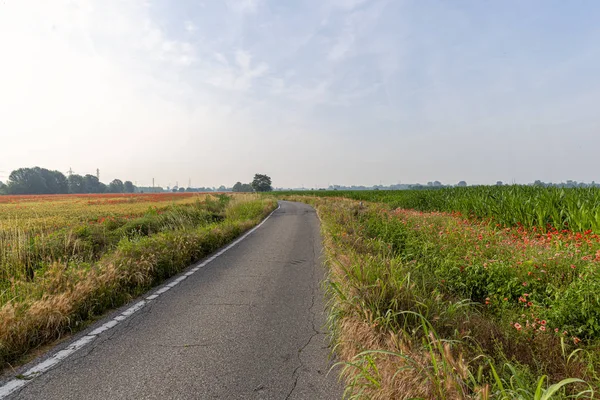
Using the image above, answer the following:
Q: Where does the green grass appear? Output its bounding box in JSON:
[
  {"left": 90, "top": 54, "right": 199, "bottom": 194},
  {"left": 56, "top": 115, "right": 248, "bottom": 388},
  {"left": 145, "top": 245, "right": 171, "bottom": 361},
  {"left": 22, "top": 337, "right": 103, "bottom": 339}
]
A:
[
  {"left": 285, "top": 195, "right": 598, "bottom": 399},
  {"left": 278, "top": 186, "right": 600, "bottom": 234}
]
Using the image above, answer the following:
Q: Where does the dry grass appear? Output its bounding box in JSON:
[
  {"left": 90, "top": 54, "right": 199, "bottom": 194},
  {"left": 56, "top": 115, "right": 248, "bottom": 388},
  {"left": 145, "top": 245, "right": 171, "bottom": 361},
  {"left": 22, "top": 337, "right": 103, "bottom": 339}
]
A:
[{"left": 328, "top": 240, "right": 471, "bottom": 400}]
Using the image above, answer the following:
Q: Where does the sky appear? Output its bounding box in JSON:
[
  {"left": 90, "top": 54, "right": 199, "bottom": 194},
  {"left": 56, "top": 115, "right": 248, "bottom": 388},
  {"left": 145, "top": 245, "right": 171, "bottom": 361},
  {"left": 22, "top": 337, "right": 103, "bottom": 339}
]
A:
[{"left": 1, "top": 0, "right": 599, "bottom": 188}]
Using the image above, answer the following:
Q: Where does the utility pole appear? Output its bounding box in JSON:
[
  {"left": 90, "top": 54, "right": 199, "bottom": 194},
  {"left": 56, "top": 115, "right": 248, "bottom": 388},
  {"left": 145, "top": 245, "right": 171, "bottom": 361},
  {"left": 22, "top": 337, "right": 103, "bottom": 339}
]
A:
[
  {"left": 152, "top": 178, "right": 155, "bottom": 189},
  {"left": 96, "top": 168, "right": 100, "bottom": 181},
  {"left": 188, "top": 178, "right": 191, "bottom": 188},
  {"left": 67, "top": 167, "right": 73, "bottom": 177}
]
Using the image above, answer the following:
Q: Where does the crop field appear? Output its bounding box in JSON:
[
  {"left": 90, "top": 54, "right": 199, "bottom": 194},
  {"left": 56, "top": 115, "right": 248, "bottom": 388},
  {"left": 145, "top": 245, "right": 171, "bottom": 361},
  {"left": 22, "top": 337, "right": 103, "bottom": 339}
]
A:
[
  {"left": 281, "top": 188, "right": 600, "bottom": 399},
  {"left": 0, "top": 193, "right": 277, "bottom": 367},
  {"left": 0, "top": 193, "right": 210, "bottom": 284},
  {"left": 281, "top": 186, "right": 600, "bottom": 234}
]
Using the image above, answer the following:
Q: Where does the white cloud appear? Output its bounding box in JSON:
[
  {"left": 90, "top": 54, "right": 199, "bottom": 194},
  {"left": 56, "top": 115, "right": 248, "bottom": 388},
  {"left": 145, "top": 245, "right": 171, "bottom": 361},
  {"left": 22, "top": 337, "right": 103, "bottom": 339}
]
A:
[
  {"left": 328, "top": 30, "right": 355, "bottom": 61},
  {"left": 225, "top": 0, "right": 261, "bottom": 14},
  {"left": 235, "top": 50, "right": 252, "bottom": 70},
  {"left": 184, "top": 21, "right": 197, "bottom": 33},
  {"left": 205, "top": 49, "right": 269, "bottom": 92}
]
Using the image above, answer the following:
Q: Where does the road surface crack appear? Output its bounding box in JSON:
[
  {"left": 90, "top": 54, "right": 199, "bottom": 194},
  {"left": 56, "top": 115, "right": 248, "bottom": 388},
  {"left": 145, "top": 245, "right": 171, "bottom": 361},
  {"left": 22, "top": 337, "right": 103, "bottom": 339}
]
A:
[{"left": 285, "top": 244, "right": 324, "bottom": 400}]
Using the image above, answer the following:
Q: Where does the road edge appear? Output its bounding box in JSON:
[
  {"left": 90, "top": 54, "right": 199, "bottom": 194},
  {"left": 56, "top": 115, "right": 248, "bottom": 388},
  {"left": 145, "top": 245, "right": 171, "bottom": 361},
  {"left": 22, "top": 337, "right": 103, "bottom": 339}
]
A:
[{"left": 0, "top": 203, "right": 281, "bottom": 399}]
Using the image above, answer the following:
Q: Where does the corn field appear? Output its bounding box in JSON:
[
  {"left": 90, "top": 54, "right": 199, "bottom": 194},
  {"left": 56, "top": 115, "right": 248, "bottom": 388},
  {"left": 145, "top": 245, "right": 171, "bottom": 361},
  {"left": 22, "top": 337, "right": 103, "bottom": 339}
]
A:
[{"left": 283, "top": 186, "right": 600, "bottom": 233}]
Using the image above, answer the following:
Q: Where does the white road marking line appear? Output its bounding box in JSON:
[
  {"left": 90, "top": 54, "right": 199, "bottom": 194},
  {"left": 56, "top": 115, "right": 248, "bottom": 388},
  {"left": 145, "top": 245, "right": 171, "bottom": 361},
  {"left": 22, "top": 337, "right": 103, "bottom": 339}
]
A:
[
  {"left": 0, "top": 381, "right": 27, "bottom": 398},
  {"left": 120, "top": 301, "right": 146, "bottom": 317},
  {"left": 0, "top": 203, "right": 280, "bottom": 399},
  {"left": 154, "top": 286, "right": 171, "bottom": 295},
  {"left": 89, "top": 320, "right": 119, "bottom": 336},
  {"left": 24, "top": 335, "right": 96, "bottom": 377}
]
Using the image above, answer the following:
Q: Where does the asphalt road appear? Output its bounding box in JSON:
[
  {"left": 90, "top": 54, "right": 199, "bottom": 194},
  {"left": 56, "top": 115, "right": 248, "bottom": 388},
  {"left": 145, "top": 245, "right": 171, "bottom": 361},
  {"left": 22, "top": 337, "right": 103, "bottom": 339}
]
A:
[{"left": 4, "top": 201, "right": 342, "bottom": 399}]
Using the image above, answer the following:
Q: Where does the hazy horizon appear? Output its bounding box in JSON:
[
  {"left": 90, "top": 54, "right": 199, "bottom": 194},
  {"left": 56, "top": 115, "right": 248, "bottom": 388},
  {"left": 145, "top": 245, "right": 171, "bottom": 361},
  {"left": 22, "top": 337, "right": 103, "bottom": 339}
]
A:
[{"left": 2, "top": 1, "right": 599, "bottom": 188}]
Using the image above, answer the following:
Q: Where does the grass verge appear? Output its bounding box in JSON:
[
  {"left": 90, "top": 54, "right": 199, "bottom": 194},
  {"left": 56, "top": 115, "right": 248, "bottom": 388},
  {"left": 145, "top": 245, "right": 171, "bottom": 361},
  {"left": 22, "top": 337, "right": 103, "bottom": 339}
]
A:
[{"left": 283, "top": 195, "right": 597, "bottom": 399}]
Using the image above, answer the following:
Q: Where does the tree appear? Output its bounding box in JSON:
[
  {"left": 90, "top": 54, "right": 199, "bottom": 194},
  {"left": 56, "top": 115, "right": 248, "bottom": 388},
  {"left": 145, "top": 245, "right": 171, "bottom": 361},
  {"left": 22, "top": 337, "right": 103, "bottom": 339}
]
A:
[
  {"left": 251, "top": 174, "right": 272, "bottom": 192},
  {"left": 68, "top": 174, "right": 86, "bottom": 194},
  {"left": 8, "top": 167, "right": 47, "bottom": 194},
  {"left": 457, "top": 181, "right": 467, "bottom": 187},
  {"left": 178, "top": 187, "right": 185, "bottom": 192},
  {"left": 41, "top": 169, "right": 69, "bottom": 194},
  {"left": 109, "top": 179, "right": 125, "bottom": 193},
  {"left": 83, "top": 174, "right": 102, "bottom": 193},
  {"left": 0, "top": 181, "right": 6, "bottom": 195},
  {"left": 496, "top": 181, "right": 503, "bottom": 186},
  {"left": 232, "top": 182, "right": 254, "bottom": 192},
  {"left": 6, "top": 167, "right": 67, "bottom": 194},
  {"left": 124, "top": 181, "right": 135, "bottom": 193}
]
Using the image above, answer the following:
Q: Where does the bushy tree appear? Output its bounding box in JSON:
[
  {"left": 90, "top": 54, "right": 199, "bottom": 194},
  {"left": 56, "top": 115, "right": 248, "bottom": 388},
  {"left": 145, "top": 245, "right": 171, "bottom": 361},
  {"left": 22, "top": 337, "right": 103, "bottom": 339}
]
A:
[
  {"left": 83, "top": 174, "right": 103, "bottom": 193},
  {"left": 233, "top": 182, "right": 255, "bottom": 192},
  {"left": 41, "top": 169, "right": 69, "bottom": 194},
  {"left": 0, "top": 181, "right": 6, "bottom": 195},
  {"left": 124, "top": 181, "right": 135, "bottom": 193},
  {"left": 251, "top": 174, "right": 272, "bottom": 192},
  {"left": 68, "top": 174, "right": 86, "bottom": 194},
  {"left": 109, "top": 179, "right": 125, "bottom": 193},
  {"left": 8, "top": 167, "right": 69, "bottom": 194}
]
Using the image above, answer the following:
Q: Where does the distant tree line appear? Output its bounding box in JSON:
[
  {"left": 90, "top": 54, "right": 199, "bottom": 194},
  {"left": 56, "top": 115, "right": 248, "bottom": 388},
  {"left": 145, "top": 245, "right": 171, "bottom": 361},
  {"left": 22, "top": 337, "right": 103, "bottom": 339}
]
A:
[
  {"left": 0, "top": 167, "right": 135, "bottom": 195},
  {"left": 322, "top": 180, "right": 600, "bottom": 191},
  {"left": 532, "top": 180, "right": 600, "bottom": 188},
  {"left": 0, "top": 170, "right": 272, "bottom": 195}
]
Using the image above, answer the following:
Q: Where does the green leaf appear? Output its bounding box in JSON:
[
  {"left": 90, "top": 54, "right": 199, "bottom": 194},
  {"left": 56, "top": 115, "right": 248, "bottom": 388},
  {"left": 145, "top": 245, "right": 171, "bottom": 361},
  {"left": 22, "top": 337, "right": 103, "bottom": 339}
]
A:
[{"left": 541, "top": 378, "right": 586, "bottom": 400}]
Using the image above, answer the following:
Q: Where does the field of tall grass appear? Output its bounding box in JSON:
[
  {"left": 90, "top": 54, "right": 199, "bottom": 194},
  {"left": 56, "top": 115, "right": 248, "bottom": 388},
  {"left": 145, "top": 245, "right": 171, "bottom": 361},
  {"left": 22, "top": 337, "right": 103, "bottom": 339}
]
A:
[
  {"left": 280, "top": 186, "right": 600, "bottom": 234},
  {"left": 280, "top": 189, "right": 600, "bottom": 399},
  {"left": 0, "top": 193, "right": 277, "bottom": 368}
]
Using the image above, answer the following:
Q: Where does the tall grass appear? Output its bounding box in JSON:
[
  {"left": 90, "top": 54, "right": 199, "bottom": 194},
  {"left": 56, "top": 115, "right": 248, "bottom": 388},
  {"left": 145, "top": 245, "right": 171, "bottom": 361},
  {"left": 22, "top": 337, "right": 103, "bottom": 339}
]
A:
[
  {"left": 0, "top": 199, "right": 225, "bottom": 286},
  {"left": 290, "top": 195, "right": 597, "bottom": 399},
  {"left": 280, "top": 186, "right": 600, "bottom": 234}
]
